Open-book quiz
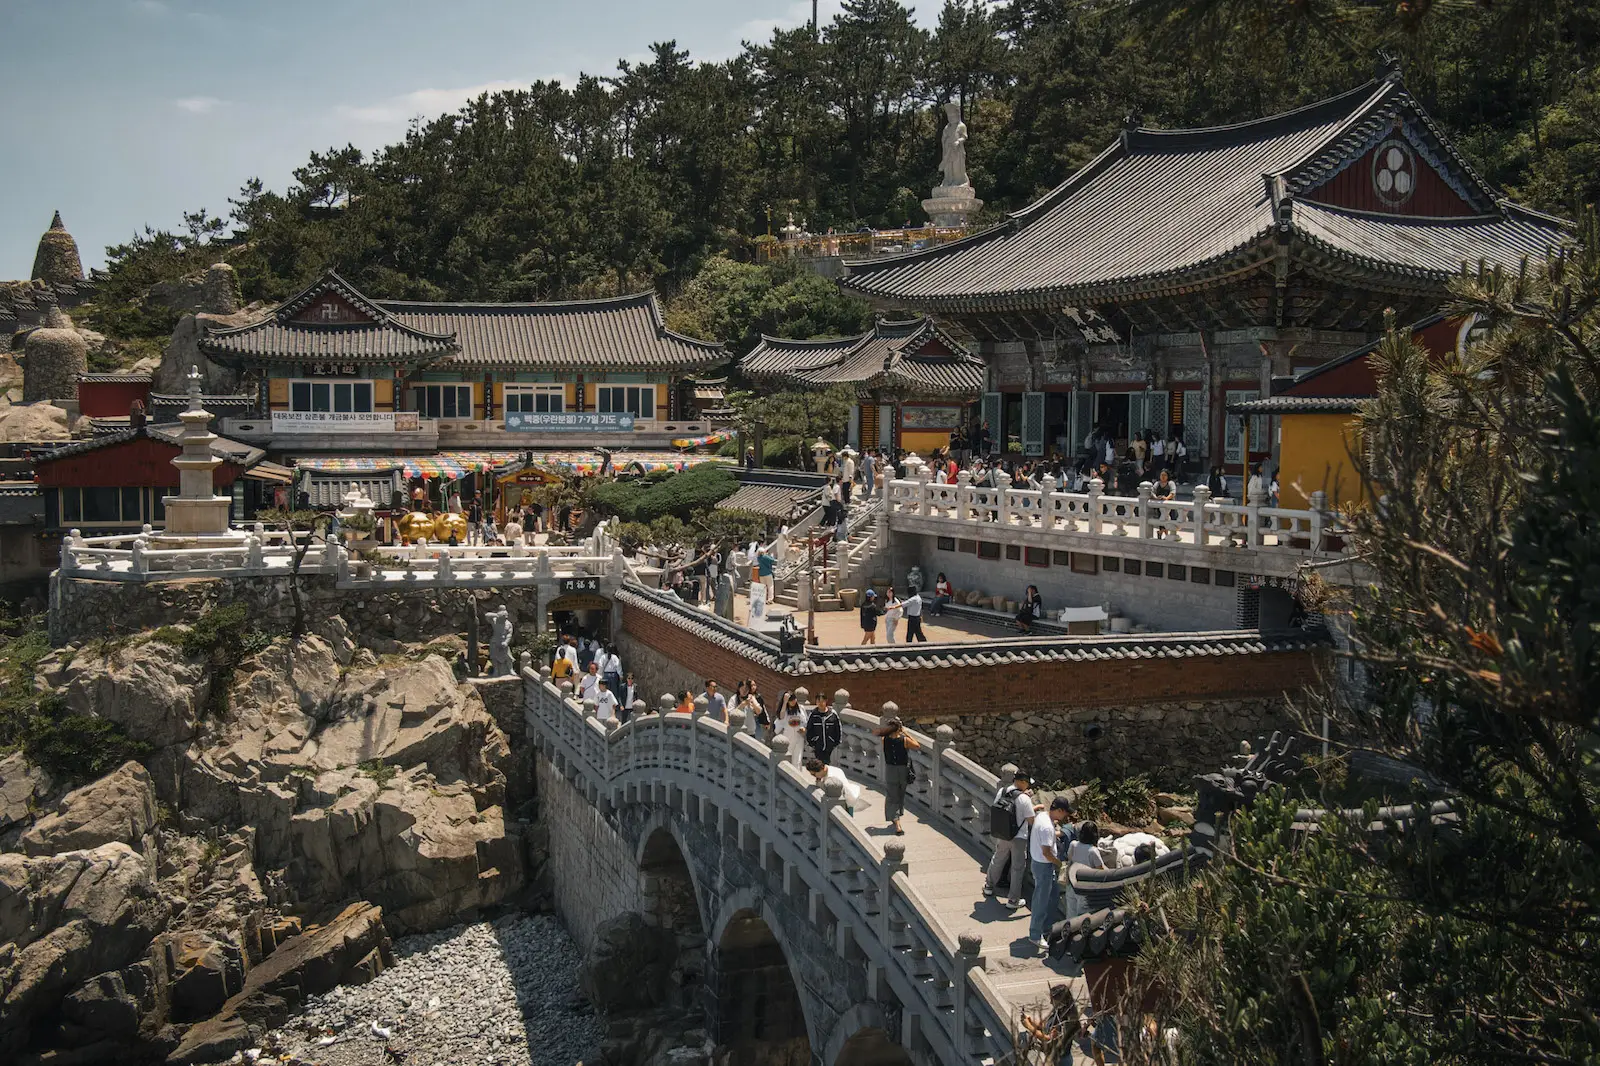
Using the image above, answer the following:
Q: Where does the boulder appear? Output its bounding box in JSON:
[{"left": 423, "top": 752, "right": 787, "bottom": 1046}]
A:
[
  {"left": 0, "top": 752, "right": 55, "bottom": 838},
  {"left": 49, "top": 637, "right": 210, "bottom": 751},
  {"left": 59, "top": 942, "right": 170, "bottom": 1045},
  {"left": 20, "top": 761, "right": 159, "bottom": 857},
  {"left": 147, "top": 264, "right": 242, "bottom": 318},
  {"left": 167, "top": 931, "right": 245, "bottom": 1022},
  {"left": 0, "top": 402, "right": 69, "bottom": 442},
  {"left": 580, "top": 912, "right": 680, "bottom": 1014},
  {"left": 0, "top": 352, "right": 19, "bottom": 390},
  {"left": 0, "top": 843, "right": 170, "bottom": 1055},
  {"left": 153, "top": 310, "right": 253, "bottom": 395},
  {"left": 167, "top": 902, "right": 390, "bottom": 1065}
]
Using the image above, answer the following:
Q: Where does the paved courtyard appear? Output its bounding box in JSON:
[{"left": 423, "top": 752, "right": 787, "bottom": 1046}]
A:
[{"left": 732, "top": 593, "right": 1021, "bottom": 646}]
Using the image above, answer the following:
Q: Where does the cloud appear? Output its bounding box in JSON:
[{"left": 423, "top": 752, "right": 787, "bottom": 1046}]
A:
[
  {"left": 336, "top": 80, "right": 530, "bottom": 125},
  {"left": 173, "top": 96, "right": 226, "bottom": 115},
  {"left": 131, "top": 0, "right": 169, "bottom": 14}
]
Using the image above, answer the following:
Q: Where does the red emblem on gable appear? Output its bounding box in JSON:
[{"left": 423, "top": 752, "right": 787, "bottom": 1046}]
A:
[{"left": 1370, "top": 138, "right": 1417, "bottom": 207}]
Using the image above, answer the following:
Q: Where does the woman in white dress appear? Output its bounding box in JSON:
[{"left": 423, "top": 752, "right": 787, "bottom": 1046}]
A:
[{"left": 778, "top": 692, "right": 807, "bottom": 767}]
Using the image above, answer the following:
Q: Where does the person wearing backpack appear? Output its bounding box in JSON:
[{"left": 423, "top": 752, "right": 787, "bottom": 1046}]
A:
[{"left": 982, "top": 770, "right": 1041, "bottom": 909}]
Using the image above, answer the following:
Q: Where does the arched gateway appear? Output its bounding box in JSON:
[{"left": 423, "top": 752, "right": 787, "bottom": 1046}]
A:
[{"left": 524, "top": 663, "right": 1059, "bottom": 1066}]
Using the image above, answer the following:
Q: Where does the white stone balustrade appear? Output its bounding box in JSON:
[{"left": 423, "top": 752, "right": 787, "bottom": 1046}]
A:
[
  {"left": 522, "top": 668, "right": 1016, "bottom": 1065},
  {"left": 886, "top": 474, "right": 1350, "bottom": 577},
  {"left": 56, "top": 530, "right": 628, "bottom": 589}
]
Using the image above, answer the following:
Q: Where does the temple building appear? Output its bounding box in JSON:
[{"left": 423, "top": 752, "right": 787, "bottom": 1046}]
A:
[
  {"left": 840, "top": 65, "right": 1570, "bottom": 469},
  {"left": 196, "top": 272, "right": 726, "bottom": 457},
  {"left": 738, "top": 318, "right": 984, "bottom": 453}
]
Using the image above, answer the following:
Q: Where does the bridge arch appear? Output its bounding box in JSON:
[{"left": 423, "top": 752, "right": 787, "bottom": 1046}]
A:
[
  {"left": 825, "top": 1004, "right": 911, "bottom": 1066},
  {"left": 634, "top": 819, "right": 709, "bottom": 1009},
  {"left": 710, "top": 894, "right": 815, "bottom": 1066}
]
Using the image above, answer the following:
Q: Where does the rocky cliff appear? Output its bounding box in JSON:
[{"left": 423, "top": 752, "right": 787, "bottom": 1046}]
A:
[{"left": 0, "top": 623, "right": 528, "bottom": 1063}]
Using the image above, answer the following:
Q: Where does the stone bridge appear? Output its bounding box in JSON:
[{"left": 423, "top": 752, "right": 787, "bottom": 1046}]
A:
[{"left": 523, "top": 663, "right": 1072, "bottom": 1066}]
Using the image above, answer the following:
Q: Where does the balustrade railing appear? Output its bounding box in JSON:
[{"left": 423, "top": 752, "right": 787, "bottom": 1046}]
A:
[
  {"left": 521, "top": 668, "right": 1013, "bottom": 1066},
  {"left": 887, "top": 472, "right": 1349, "bottom": 558},
  {"left": 57, "top": 525, "right": 628, "bottom": 588}
]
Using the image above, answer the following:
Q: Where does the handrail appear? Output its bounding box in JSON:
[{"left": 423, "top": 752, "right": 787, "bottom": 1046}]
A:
[
  {"left": 885, "top": 473, "right": 1351, "bottom": 558},
  {"left": 521, "top": 666, "right": 1013, "bottom": 1065}
]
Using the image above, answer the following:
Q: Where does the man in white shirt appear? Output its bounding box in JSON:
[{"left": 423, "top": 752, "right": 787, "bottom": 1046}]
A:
[
  {"left": 1028, "top": 797, "right": 1073, "bottom": 950},
  {"left": 593, "top": 679, "right": 619, "bottom": 721},
  {"left": 555, "top": 636, "right": 579, "bottom": 673},
  {"left": 983, "top": 771, "right": 1040, "bottom": 908},
  {"left": 862, "top": 451, "right": 876, "bottom": 494},
  {"left": 901, "top": 589, "right": 926, "bottom": 642},
  {"left": 806, "top": 758, "right": 860, "bottom": 814},
  {"left": 601, "top": 648, "right": 623, "bottom": 693},
  {"left": 577, "top": 662, "right": 600, "bottom": 704},
  {"left": 841, "top": 452, "right": 857, "bottom": 504}
]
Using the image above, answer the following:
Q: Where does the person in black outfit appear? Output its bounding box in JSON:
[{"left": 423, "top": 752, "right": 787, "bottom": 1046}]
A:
[
  {"left": 1017, "top": 584, "right": 1044, "bottom": 634},
  {"left": 805, "top": 697, "right": 842, "bottom": 764},
  {"left": 873, "top": 716, "right": 922, "bottom": 834},
  {"left": 859, "top": 589, "right": 882, "bottom": 644}
]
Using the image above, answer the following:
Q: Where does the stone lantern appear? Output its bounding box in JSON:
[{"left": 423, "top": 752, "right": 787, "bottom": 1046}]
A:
[
  {"left": 811, "top": 438, "right": 833, "bottom": 473},
  {"left": 338, "top": 483, "right": 375, "bottom": 545},
  {"left": 900, "top": 452, "right": 926, "bottom": 480}
]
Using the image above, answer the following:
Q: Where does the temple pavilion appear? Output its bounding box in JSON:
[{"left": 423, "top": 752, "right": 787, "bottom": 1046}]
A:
[
  {"left": 840, "top": 64, "right": 1570, "bottom": 470},
  {"left": 738, "top": 317, "right": 984, "bottom": 454}
]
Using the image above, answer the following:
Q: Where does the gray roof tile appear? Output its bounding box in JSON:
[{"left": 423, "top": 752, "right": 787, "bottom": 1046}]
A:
[
  {"left": 382, "top": 291, "right": 723, "bottom": 372},
  {"left": 740, "top": 318, "right": 983, "bottom": 396},
  {"left": 842, "top": 78, "right": 1570, "bottom": 309}
]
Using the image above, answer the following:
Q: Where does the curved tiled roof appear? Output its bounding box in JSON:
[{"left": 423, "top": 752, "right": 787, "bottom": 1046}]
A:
[
  {"left": 1291, "top": 201, "right": 1566, "bottom": 280},
  {"left": 1227, "top": 395, "right": 1362, "bottom": 415},
  {"left": 381, "top": 291, "right": 724, "bottom": 371},
  {"left": 616, "top": 584, "right": 1324, "bottom": 674},
  {"left": 740, "top": 318, "right": 983, "bottom": 396},
  {"left": 200, "top": 272, "right": 456, "bottom": 366},
  {"left": 841, "top": 76, "right": 1570, "bottom": 310}
]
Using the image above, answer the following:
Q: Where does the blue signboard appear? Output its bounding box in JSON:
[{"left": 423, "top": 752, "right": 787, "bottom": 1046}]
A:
[{"left": 506, "top": 411, "right": 635, "bottom": 432}]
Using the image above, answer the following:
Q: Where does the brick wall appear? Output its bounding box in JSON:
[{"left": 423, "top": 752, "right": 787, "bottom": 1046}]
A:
[{"left": 619, "top": 599, "right": 1321, "bottom": 782}]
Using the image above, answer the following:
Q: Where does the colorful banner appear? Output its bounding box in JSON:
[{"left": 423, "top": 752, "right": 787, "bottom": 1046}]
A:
[
  {"left": 506, "top": 411, "right": 635, "bottom": 432},
  {"left": 272, "top": 411, "right": 408, "bottom": 433},
  {"left": 669, "top": 428, "right": 735, "bottom": 448}
]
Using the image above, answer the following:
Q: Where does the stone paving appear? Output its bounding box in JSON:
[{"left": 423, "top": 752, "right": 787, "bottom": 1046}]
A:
[
  {"left": 846, "top": 777, "right": 1096, "bottom": 1064},
  {"left": 734, "top": 592, "right": 1014, "bottom": 646}
]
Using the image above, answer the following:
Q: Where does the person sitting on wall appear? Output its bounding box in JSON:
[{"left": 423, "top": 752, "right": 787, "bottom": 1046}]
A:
[
  {"left": 932, "top": 572, "right": 953, "bottom": 615},
  {"left": 806, "top": 757, "right": 860, "bottom": 815},
  {"left": 1017, "top": 584, "right": 1044, "bottom": 634}
]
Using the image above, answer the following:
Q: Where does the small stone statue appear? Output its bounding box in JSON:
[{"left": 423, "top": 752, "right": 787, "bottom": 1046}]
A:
[
  {"left": 715, "top": 572, "right": 735, "bottom": 620},
  {"left": 486, "top": 605, "right": 513, "bottom": 676},
  {"left": 906, "top": 565, "right": 924, "bottom": 595},
  {"left": 939, "top": 101, "right": 969, "bottom": 188}
]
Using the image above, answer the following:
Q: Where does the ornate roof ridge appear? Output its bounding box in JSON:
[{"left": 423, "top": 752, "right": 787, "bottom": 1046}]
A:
[{"left": 1125, "top": 78, "right": 1387, "bottom": 149}]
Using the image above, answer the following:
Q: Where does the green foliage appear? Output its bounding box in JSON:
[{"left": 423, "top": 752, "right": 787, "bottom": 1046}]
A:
[
  {"left": 611, "top": 521, "right": 654, "bottom": 554},
  {"left": 23, "top": 700, "right": 151, "bottom": 786},
  {"left": 584, "top": 464, "right": 739, "bottom": 524},
  {"left": 647, "top": 515, "right": 692, "bottom": 551},
  {"left": 1069, "top": 774, "right": 1158, "bottom": 826},
  {"left": 91, "top": 0, "right": 1593, "bottom": 347},
  {"left": 695, "top": 509, "right": 767, "bottom": 547},
  {"left": 665, "top": 257, "right": 871, "bottom": 355},
  {"left": 357, "top": 759, "right": 398, "bottom": 789},
  {"left": 1130, "top": 244, "right": 1600, "bottom": 1063},
  {"left": 726, "top": 385, "right": 857, "bottom": 450},
  {"left": 153, "top": 603, "right": 273, "bottom": 715}
]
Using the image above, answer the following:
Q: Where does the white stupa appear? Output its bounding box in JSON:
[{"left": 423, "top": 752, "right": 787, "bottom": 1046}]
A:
[{"left": 153, "top": 365, "right": 247, "bottom": 546}]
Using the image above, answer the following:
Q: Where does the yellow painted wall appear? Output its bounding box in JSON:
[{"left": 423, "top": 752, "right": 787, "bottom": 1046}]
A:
[
  {"left": 373, "top": 378, "right": 394, "bottom": 410},
  {"left": 268, "top": 379, "right": 288, "bottom": 408},
  {"left": 1278, "top": 413, "right": 1364, "bottom": 510},
  {"left": 565, "top": 382, "right": 579, "bottom": 410},
  {"left": 901, "top": 429, "right": 952, "bottom": 455}
]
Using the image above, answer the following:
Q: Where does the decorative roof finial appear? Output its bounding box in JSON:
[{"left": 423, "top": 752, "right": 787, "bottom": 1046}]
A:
[
  {"left": 49, "top": 210, "right": 64, "bottom": 231},
  {"left": 1376, "top": 50, "right": 1403, "bottom": 84},
  {"left": 186, "top": 364, "right": 203, "bottom": 410}
]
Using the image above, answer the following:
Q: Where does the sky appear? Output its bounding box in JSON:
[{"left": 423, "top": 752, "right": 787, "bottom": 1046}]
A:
[{"left": 0, "top": 0, "right": 935, "bottom": 279}]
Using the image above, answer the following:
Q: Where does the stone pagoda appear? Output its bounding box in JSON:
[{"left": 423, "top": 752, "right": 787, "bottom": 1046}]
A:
[{"left": 154, "top": 365, "right": 245, "bottom": 546}]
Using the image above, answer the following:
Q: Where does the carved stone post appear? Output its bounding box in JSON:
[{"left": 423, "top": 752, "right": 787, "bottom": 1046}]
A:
[
  {"left": 769, "top": 733, "right": 790, "bottom": 819},
  {"left": 915, "top": 461, "right": 932, "bottom": 517},
  {"left": 1309, "top": 489, "right": 1328, "bottom": 551},
  {"left": 1038, "top": 473, "right": 1056, "bottom": 530},
  {"left": 1086, "top": 478, "right": 1104, "bottom": 536},
  {"left": 954, "top": 932, "right": 986, "bottom": 1057},
  {"left": 955, "top": 470, "right": 972, "bottom": 522},
  {"left": 879, "top": 839, "right": 907, "bottom": 949},
  {"left": 932, "top": 723, "right": 954, "bottom": 817},
  {"left": 1246, "top": 477, "right": 1266, "bottom": 548},
  {"left": 1136, "top": 481, "right": 1154, "bottom": 540},
  {"left": 1191, "top": 484, "right": 1212, "bottom": 547},
  {"left": 993, "top": 469, "right": 1012, "bottom": 525}
]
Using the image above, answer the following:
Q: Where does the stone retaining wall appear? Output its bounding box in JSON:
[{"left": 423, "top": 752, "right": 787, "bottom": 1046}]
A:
[
  {"left": 535, "top": 753, "right": 641, "bottom": 951},
  {"left": 50, "top": 572, "right": 541, "bottom": 651}
]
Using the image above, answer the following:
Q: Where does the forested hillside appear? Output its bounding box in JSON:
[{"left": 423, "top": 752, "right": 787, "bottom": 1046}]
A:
[{"left": 99, "top": 0, "right": 1596, "bottom": 337}]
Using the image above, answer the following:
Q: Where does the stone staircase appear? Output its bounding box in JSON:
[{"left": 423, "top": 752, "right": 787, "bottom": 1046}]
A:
[{"left": 774, "top": 496, "right": 885, "bottom": 611}]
